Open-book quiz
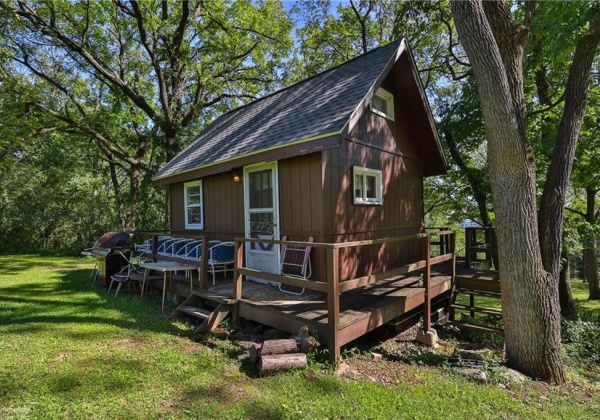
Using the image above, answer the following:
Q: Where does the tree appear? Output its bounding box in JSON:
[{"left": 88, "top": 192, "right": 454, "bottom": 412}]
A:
[
  {"left": 0, "top": 0, "right": 292, "bottom": 230},
  {"left": 451, "top": 0, "right": 600, "bottom": 383}
]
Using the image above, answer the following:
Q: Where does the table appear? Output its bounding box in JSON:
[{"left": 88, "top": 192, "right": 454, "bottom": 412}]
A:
[{"left": 140, "top": 262, "right": 196, "bottom": 313}]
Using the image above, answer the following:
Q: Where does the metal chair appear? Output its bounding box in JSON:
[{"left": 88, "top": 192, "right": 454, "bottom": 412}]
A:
[
  {"left": 207, "top": 242, "right": 235, "bottom": 284},
  {"left": 278, "top": 236, "right": 314, "bottom": 295},
  {"left": 108, "top": 251, "right": 144, "bottom": 296}
]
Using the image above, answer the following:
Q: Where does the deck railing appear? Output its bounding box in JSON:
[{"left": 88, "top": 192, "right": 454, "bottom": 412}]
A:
[
  {"left": 465, "top": 226, "right": 497, "bottom": 269},
  {"left": 233, "top": 230, "right": 456, "bottom": 363}
]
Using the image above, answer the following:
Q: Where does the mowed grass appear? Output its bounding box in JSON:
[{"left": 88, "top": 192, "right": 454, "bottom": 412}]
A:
[
  {"left": 455, "top": 275, "right": 600, "bottom": 314},
  {"left": 1, "top": 255, "right": 599, "bottom": 419}
]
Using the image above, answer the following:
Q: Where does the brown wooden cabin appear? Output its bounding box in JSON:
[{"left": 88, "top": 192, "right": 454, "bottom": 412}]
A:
[{"left": 152, "top": 38, "right": 454, "bottom": 362}]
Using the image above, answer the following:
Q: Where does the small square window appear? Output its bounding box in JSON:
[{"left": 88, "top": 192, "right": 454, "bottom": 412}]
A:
[
  {"left": 353, "top": 166, "right": 383, "bottom": 205},
  {"left": 370, "top": 87, "right": 395, "bottom": 121},
  {"left": 184, "top": 180, "right": 203, "bottom": 229}
]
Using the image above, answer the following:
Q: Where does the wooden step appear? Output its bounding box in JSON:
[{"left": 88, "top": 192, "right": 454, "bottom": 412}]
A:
[
  {"left": 192, "top": 289, "right": 236, "bottom": 305},
  {"left": 447, "top": 320, "right": 504, "bottom": 336},
  {"left": 450, "top": 303, "right": 502, "bottom": 317},
  {"left": 178, "top": 306, "right": 211, "bottom": 319},
  {"left": 456, "top": 288, "right": 502, "bottom": 299}
]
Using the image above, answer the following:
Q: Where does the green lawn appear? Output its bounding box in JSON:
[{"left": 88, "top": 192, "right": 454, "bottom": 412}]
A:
[{"left": 1, "top": 255, "right": 599, "bottom": 419}]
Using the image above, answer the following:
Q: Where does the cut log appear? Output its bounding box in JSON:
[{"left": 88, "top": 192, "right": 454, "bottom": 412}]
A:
[
  {"left": 297, "top": 335, "right": 318, "bottom": 353},
  {"left": 258, "top": 353, "right": 307, "bottom": 374},
  {"left": 259, "top": 339, "right": 298, "bottom": 357},
  {"left": 249, "top": 344, "right": 260, "bottom": 364}
]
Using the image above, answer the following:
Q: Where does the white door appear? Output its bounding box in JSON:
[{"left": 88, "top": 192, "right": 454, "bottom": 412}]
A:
[{"left": 244, "top": 162, "right": 280, "bottom": 284}]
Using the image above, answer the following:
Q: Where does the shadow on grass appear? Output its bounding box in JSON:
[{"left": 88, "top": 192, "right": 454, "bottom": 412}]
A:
[{"left": 0, "top": 264, "right": 183, "bottom": 336}]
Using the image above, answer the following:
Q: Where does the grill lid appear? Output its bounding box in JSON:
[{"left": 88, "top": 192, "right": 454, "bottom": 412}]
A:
[{"left": 94, "top": 231, "right": 131, "bottom": 248}]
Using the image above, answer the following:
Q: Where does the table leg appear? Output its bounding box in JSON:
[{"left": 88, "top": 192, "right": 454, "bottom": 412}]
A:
[
  {"left": 141, "top": 268, "right": 149, "bottom": 298},
  {"left": 161, "top": 271, "right": 168, "bottom": 314}
]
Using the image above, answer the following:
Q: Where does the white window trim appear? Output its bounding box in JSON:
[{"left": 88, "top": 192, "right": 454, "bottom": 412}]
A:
[
  {"left": 353, "top": 166, "right": 383, "bottom": 205},
  {"left": 184, "top": 180, "right": 204, "bottom": 230},
  {"left": 370, "top": 87, "right": 395, "bottom": 121}
]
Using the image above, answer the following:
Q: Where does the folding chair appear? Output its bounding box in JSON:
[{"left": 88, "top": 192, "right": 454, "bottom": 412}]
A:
[
  {"left": 278, "top": 236, "right": 314, "bottom": 295},
  {"left": 108, "top": 251, "right": 144, "bottom": 297}
]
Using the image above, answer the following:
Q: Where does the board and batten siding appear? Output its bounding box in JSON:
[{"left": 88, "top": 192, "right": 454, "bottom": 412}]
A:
[
  {"left": 322, "top": 82, "right": 426, "bottom": 282},
  {"left": 169, "top": 153, "right": 325, "bottom": 274},
  {"left": 278, "top": 152, "right": 324, "bottom": 278},
  {"left": 170, "top": 171, "right": 244, "bottom": 241}
]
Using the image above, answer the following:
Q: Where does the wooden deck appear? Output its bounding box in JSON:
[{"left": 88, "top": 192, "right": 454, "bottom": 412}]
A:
[{"left": 195, "top": 273, "right": 451, "bottom": 348}]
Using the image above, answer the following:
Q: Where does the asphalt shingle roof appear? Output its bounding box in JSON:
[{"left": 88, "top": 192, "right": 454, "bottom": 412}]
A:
[{"left": 154, "top": 39, "right": 403, "bottom": 181}]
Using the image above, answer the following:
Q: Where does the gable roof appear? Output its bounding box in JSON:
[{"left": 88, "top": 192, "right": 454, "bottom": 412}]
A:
[{"left": 154, "top": 38, "right": 446, "bottom": 183}]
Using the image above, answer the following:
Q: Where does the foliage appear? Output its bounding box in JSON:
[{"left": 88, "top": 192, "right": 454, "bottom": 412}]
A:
[
  {"left": 561, "top": 312, "right": 600, "bottom": 365},
  {"left": 0, "top": 0, "right": 293, "bottom": 230}
]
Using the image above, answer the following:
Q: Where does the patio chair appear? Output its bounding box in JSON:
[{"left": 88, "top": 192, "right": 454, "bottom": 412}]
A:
[
  {"left": 108, "top": 251, "right": 144, "bottom": 297},
  {"left": 207, "top": 242, "right": 235, "bottom": 284},
  {"left": 278, "top": 236, "right": 314, "bottom": 295}
]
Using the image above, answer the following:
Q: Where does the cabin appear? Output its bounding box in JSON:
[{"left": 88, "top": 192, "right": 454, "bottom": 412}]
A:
[{"left": 151, "top": 38, "right": 455, "bottom": 362}]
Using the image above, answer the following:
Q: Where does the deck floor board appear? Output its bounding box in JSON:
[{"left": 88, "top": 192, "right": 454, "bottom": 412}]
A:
[{"left": 206, "top": 274, "right": 451, "bottom": 330}]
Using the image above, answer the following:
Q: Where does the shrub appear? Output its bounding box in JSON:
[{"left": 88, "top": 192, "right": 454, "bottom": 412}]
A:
[{"left": 561, "top": 311, "right": 600, "bottom": 365}]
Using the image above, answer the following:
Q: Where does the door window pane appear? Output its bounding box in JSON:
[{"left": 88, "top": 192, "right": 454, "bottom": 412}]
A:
[{"left": 249, "top": 170, "right": 273, "bottom": 208}]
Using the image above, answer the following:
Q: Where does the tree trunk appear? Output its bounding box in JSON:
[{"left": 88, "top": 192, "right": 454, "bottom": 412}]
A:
[
  {"left": 538, "top": 13, "right": 600, "bottom": 303},
  {"left": 451, "top": 0, "right": 565, "bottom": 384},
  {"left": 584, "top": 187, "right": 600, "bottom": 299},
  {"left": 584, "top": 246, "right": 599, "bottom": 300},
  {"left": 558, "top": 252, "right": 577, "bottom": 319}
]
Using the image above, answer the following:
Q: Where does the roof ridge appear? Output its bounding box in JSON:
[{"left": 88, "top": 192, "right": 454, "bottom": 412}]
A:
[{"left": 216, "top": 38, "right": 403, "bottom": 119}]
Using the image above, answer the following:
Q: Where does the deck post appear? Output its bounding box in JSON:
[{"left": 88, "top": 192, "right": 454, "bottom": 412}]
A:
[
  {"left": 200, "top": 236, "right": 209, "bottom": 290},
  {"left": 450, "top": 232, "right": 456, "bottom": 283},
  {"left": 232, "top": 239, "right": 244, "bottom": 327},
  {"left": 416, "top": 234, "right": 437, "bottom": 346},
  {"left": 326, "top": 246, "right": 340, "bottom": 365},
  {"left": 465, "top": 228, "right": 472, "bottom": 268}
]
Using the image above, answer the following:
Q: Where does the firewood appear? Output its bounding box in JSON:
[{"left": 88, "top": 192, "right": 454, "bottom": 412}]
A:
[
  {"left": 258, "top": 353, "right": 307, "bottom": 374},
  {"left": 297, "top": 335, "right": 318, "bottom": 353},
  {"left": 259, "top": 339, "right": 298, "bottom": 357}
]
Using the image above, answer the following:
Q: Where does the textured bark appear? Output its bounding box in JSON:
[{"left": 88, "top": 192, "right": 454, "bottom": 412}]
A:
[
  {"left": 558, "top": 252, "right": 577, "bottom": 319},
  {"left": 258, "top": 353, "right": 307, "bottom": 374},
  {"left": 584, "top": 247, "right": 599, "bottom": 300},
  {"left": 451, "top": 0, "right": 565, "bottom": 384},
  {"left": 584, "top": 188, "right": 600, "bottom": 299},
  {"left": 538, "top": 14, "right": 600, "bottom": 298}
]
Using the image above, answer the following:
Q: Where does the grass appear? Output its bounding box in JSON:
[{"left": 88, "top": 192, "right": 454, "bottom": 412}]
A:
[
  {"left": 455, "top": 275, "right": 600, "bottom": 314},
  {"left": 1, "top": 255, "right": 599, "bottom": 419}
]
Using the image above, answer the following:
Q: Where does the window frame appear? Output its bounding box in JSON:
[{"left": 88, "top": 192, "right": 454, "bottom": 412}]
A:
[
  {"left": 184, "top": 180, "right": 204, "bottom": 230},
  {"left": 370, "top": 87, "right": 395, "bottom": 121},
  {"left": 353, "top": 166, "right": 383, "bottom": 205}
]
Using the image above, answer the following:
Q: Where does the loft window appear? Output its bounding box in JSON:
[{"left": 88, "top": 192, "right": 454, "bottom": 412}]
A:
[
  {"left": 353, "top": 166, "right": 383, "bottom": 205},
  {"left": 370, "top": 87, "right": 395, "bottom": 121},
  {"left": 184, "top": 180, "right": 203, "bottom": 229}
]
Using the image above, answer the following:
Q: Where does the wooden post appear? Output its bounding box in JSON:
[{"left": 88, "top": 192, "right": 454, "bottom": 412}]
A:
[
  {"left": 200, "top": 236, "right": 210, "bottom": 290},
  {"left": 326, "top": 247, "right": 340, "bottom": 365},
  {"left": 450, "top": 231, "right": 456, "bottom": 283},
  {"left": 465, "top": 228, "right": 472, "bottom": 268},
  {"left": 423, "top": 235, "right": 431, "bottom": 332},
  {"left": 232, "top": 239, "right": 244, "bottom": 327}
]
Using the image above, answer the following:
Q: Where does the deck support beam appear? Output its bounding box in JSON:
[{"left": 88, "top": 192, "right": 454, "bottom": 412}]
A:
[
  {"left": 416, "top": 234, "right": 438, "bottom": 346},
  {"left": 326, "top": 247, "right": 340, "bottom": 365},
  {"left": 232, "top": 239, "right": 244, "bottom": 327}
]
